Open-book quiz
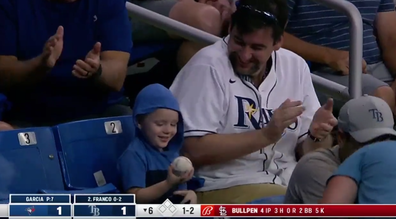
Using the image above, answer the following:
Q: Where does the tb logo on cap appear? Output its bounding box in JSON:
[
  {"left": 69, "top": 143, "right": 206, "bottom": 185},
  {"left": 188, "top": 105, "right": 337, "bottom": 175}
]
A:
[{"left": 369, "top": 109, "right": 383, "bottom": 122}]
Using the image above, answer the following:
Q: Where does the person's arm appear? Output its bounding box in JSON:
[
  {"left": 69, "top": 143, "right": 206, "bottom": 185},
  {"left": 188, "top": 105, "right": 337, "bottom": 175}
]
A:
[
  {"left": 169, "top": 0, "right": 222, "bottom": 36},
  {"left": 128, "top": 181, "right": 173, "bottom": 204},
  {"left": 296, "top": 136, "right": 332, "bottom": 160},
  {"left": 283, "top": 33, "right": 338, "bottom": 65},
  {"left": 184, "top": 129, "right": 275, "bottom": 167},
  {"left": 170, "top": 64, "right": 275, "bottom": 168},
  {"left": 96, "top": 0, "right": 132, "bottom": 91},
  {"left": 320, "top": 149, "right": 364, "bottom": 204},
  {"left": 320, "top": 176, "right": 358, "bottom": 204},
  {"left": 119, "top": 148, "right": 172, "bottom": 204},
  {"left": 285, "top": 157, "right": 336, "bottom": 204},
  {"left": 283, "top": 0, "right": 339, "bottom": 64},
  {"left": 0, "top": 1, "right": 49, "bottom": 90},
  {"left": 375, "top": 0, "right": 396, "bottom": 74},
  {"left": 293, "top": 63, "right": 332, "bottom": 160}
]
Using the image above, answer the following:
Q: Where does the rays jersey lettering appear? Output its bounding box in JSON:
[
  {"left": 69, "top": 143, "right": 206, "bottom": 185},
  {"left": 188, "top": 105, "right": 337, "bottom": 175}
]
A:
[{"left": 234, "top": 96, "right": 298, "bottom": 131}]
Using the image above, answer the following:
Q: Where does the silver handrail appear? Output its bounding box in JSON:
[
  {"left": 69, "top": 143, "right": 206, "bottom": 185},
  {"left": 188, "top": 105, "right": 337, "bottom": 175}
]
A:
[
  {"left": 310, "top": 0, "right": 363, "bottom": 98},
  {"left": 126, "top": 1, "right": 360, "bottom": 100}
]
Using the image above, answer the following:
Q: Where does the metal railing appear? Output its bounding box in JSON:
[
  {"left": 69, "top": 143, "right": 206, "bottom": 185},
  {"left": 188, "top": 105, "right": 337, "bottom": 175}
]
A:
[
  {"left": 311, "top": 0, "right": 363, "bottom": 98},
  {"left": 126, "top": 0, "right": 363, "bottom": 99}
]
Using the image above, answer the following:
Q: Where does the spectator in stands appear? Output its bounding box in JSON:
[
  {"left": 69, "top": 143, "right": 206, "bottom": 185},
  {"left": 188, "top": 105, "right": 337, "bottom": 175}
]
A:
[
  {"left": 118, "top": 84, "right": 196, "bottom": 204},
  {"left": 285, "top": 95, "right": 396, "bottom": 204},
  {"left": 170, "top": 0, "right": 338, "bottom": 204},
  {"left": 284, "top": 0, "right": 396, "bottom": 113},
  {"left": 320, "top": 140, "right": 396, "bottom": 204},
  {"left": 0, "top": 0, "right": 132, "bottom": 128},
  {"left": 130, "top": 0, "right": 236, "bottom": 67}
]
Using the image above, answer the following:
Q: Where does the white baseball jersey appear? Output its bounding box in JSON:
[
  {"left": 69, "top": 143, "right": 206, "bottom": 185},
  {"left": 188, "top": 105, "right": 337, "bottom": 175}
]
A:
[{"left": 170, "top": 37, "right": 321, "bottom": 191}]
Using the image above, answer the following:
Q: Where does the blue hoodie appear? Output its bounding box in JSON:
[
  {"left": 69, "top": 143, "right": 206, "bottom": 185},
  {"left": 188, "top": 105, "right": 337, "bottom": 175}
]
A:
[{"left": 118, "top": 84, "right": 186, "bottom": 203}]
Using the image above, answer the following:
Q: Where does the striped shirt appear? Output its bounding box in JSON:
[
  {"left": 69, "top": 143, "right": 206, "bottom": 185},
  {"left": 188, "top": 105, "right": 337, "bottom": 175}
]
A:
[{"left": 286, "top": 0, "right": 395, "bottom": 64}]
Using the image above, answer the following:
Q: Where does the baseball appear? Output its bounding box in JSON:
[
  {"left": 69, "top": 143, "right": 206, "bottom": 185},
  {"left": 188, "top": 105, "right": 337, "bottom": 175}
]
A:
[{"left": 172, "top": 156, "right": 193, "bottom": 176}]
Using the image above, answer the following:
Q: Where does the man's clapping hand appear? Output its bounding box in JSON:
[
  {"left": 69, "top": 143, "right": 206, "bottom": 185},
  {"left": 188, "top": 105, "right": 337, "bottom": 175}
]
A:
[
  {"left": 41, "top": 26, "right": 64, "bottom": 68},
  {"left": 72, "top": 42, "right": 101, "bottom": 79},
  {"left": 263, "top": 99, "right": 305, "bottom": 143}
]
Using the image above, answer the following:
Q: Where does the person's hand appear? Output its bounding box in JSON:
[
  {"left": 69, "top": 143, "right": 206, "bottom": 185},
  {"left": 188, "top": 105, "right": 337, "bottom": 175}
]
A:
[
  {"left": 41, "top": 26, "right": 64, "bottom": 68},
  {"left": 173, "top": 190, "right": 198, "bottom": 204},
  {"left": 72, "top": 42, "right": 101, "bottom": 79},
  {"left": 326, "top": 50, "right": 367, "bottom": 75},
  {"left": 166, "top": 165, "right": 194, "bottom": 186},
  {"left": 309, "top": 98, "right": 338, "bottom": 140},
  {"left": 263, "top": 99, "right": 305, "bottom": 143}
]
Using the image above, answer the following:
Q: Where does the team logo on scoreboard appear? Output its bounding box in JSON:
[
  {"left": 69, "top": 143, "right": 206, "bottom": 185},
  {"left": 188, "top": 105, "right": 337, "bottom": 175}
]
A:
[
  {"left": 202, "top": 206, "right": 214, "bottom": 216},
  {"left": 219, "top": 206, "right": 227, "bottom": 216},
  {"left": 25, "top": 206, "right": 35, "bottom": 216},
  {"left": 88, "top": 205, "right": 100, "bottom": 216}
]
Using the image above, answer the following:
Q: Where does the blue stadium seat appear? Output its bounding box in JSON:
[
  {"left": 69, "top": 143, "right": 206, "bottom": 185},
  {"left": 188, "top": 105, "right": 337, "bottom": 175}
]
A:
[
  {"left": 54, "top": 116, "right": 134, "bottom": 190},
  {"left": 249, "top": 195, "right": 285, "bottom": 204},
  {"left": 39, "top": 183, "right": 119, "bottom": 195},
  {"left": 0, "top": 127, "right": 64, "bottom": 199}
]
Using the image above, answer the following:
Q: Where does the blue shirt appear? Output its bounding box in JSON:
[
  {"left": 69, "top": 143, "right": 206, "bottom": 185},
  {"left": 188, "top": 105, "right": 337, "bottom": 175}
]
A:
[
  {"left": 331, "top": 141, "right": 396, "bottom": 204},
  {"left": 118, "top": 84, "right": 186, "bottom": 204},
  {"left": 0, "top": 0, "right": 132, "bottom": 122},
  {"left": 286, "top": 0, "right": 395, "bottom": 64}
]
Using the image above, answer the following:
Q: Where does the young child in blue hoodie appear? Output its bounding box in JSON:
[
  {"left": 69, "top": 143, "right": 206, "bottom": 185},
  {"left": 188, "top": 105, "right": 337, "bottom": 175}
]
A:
[{"left": 118, "top": 84, "right": 196, "bottom": 204}]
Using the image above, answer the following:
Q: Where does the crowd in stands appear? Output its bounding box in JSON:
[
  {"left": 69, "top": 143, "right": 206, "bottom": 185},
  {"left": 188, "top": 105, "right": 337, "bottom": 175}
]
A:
[{"left": 1, "top": 0, "right": 396, "bottom": 204}]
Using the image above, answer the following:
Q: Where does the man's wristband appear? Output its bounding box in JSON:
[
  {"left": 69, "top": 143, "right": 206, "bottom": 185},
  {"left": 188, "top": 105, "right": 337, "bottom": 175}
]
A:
[{"left": 307, "top": 130, "right": 324, "bottom": 142}]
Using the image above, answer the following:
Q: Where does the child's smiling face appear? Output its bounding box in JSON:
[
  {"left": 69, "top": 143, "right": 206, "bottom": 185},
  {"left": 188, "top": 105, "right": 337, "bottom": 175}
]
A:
[{"left": 138, "top": 109, "right": 179, "bottom": 149}]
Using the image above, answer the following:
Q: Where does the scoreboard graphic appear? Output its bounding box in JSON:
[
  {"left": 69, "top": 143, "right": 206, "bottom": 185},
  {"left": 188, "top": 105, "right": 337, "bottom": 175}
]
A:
[
  {"left": 7, "top": 194, "right": 137, "bottom": 219},
  {"left": 2, "top": 194, "right": 396, "bottom": 218},
  {"left": 3, "top": 194, "right": 202, "bottom": 219}
]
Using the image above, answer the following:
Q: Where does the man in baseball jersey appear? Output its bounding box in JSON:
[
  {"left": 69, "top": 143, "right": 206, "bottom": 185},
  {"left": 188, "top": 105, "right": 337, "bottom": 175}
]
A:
[{"left": 170, "top": 0, "right": 338, "bottom": 204}]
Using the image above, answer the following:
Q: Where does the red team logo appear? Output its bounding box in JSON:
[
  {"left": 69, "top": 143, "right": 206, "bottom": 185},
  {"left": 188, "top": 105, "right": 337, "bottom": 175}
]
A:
[{"left": 201, "top": 205, "right": 214, "bottom": 216}]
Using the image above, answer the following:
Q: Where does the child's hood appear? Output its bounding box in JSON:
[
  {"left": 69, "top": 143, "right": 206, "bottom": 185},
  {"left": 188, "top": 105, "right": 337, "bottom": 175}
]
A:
[{"left": 132, "top": 83, "right": 184, "bottom": 153}]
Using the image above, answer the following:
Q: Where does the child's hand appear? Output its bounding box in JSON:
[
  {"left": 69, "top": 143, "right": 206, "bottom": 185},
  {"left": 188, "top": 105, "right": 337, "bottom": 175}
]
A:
[
  {"left": 166, "top": 165, "right": 194, "bottom": 186},
  {"left": 173, "top": 190, "right": 198, "bottom": 204}
]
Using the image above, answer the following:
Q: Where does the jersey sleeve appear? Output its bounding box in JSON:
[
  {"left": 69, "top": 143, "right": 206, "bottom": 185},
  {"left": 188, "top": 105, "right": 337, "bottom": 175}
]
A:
[
  {"left": 170, "top": 64, "right": 228, "bottom": 137},
  {"left": 118, "top": 148, "right": 147, "bottom": 191},
  {"left": 298, "top": 63, "right": 321, "bottom": 143},
  {"left": 97, "top": 0, "right": 132, "bottom": 53},
  {"left": 0, "top": 0, "right": 17, "bottom": 56}
]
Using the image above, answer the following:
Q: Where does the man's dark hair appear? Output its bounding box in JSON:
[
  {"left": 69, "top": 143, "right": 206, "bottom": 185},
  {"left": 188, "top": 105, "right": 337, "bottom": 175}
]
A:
[{"left": 230, "top": 0, "right": 289, "bottom": 43}]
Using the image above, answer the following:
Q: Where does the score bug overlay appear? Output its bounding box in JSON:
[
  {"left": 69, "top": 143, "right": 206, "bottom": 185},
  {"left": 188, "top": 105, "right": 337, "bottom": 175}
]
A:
[
  {"left": 136, "top": 199, "right": 201, "bottom": 217},
  {"left": 9, "top": 194, "right": 72, "bottom": 219},
  {"left": 73, "top": 194, "right": 135, "bottom": 219}
]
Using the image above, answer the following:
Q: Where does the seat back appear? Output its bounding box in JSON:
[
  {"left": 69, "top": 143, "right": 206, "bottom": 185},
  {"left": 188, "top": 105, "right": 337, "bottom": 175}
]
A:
[
  {"left": 54, "top": 116, "right": 134, "bottom": 189},
  {"left": 0, "top": 127, "right": 64, "bottom": 198}
]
